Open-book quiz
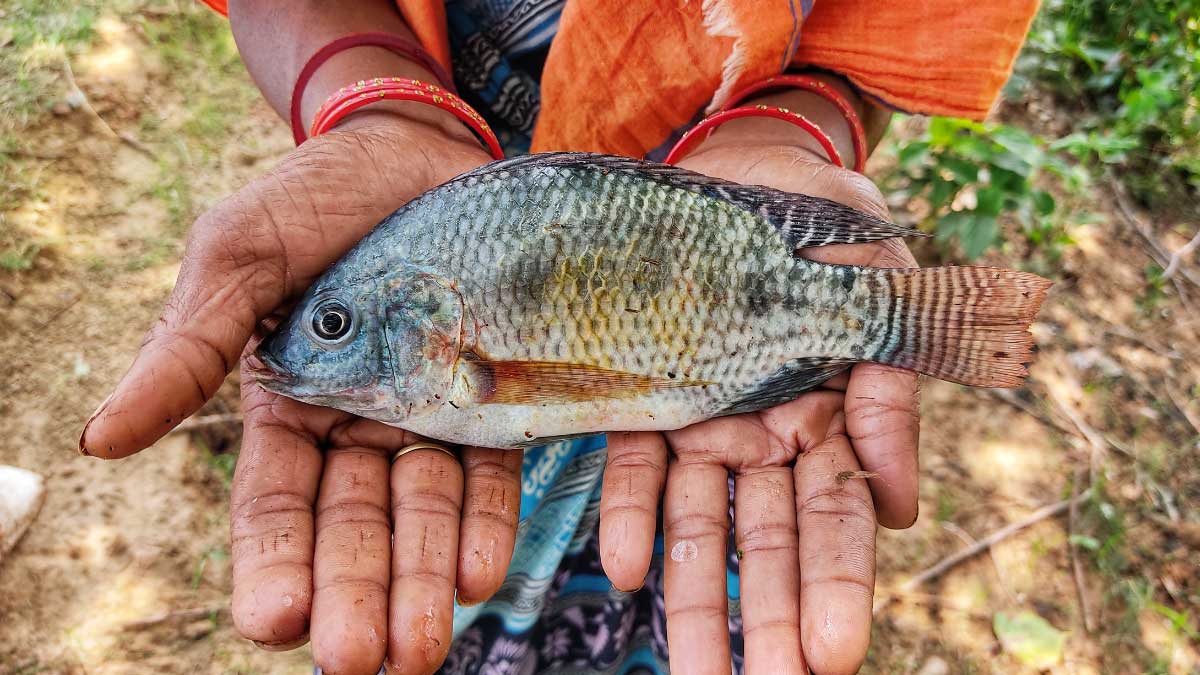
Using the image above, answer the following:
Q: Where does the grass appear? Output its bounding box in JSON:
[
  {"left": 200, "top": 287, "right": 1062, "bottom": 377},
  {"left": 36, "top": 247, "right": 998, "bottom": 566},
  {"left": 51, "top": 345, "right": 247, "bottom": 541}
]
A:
[{"left": 0, "top": 0, "right": 259, "bottom": 277}]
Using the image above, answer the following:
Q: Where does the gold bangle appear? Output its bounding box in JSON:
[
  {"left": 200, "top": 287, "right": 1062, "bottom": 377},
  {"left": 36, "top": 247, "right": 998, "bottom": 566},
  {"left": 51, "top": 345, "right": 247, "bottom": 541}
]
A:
[{"left": 390, "top": 442, "right": 457, "bottom": 464}]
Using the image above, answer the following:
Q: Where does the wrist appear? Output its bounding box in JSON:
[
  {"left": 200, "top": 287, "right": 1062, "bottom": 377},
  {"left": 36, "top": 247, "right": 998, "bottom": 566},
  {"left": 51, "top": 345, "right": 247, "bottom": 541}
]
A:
[
  {"left": 690, "top": 74, "right": 868, "bottom": 169},
  {"left": 327, "top": 110, "right": 492, "bottom": 187}
]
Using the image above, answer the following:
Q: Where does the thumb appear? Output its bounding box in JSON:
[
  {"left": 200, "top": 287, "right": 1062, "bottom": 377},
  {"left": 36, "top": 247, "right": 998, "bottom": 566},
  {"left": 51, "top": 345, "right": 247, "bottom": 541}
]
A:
[{"left": 79, "top": 194, "right": 276, "bottom": 459}]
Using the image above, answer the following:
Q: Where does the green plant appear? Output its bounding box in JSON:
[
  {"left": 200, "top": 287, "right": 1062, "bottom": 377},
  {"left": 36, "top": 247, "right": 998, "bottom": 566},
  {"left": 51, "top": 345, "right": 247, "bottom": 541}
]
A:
[
  {"left": 886, "top": 117, "right": 1085, "bottom": 261},
  {"left": 0, "top": 242, "right": 40, "bottom": 271},
  {"left": 192, "top": 546, "right": 229, "bottom": 590},
  {"left": 1011, "top": 0, "right": 1200, "bottom": 208}
]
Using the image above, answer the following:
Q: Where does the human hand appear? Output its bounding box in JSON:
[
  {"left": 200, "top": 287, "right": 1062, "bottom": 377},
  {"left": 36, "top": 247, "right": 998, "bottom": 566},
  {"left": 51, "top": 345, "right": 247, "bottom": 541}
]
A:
[
  {"left": 78, "top": 114, "right": 523, "bottom": 674},
  {"left": 598, "top": 139, "right": 920, "bottom": 673}
]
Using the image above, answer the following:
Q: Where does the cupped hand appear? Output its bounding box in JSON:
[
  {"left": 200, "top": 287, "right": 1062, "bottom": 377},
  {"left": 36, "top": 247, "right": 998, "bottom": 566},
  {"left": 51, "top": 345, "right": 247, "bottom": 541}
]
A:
[
  {"left": 78, "top": 114, "right": 521, "bottom": 674},
  {"left": 599, "top": 145, "right": 921, "bottom": 674}
]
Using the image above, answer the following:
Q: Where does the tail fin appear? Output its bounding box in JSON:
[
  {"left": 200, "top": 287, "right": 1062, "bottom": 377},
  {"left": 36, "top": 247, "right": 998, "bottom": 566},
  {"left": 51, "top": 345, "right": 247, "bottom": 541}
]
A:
[{"left": 877, "top": 266, "right": 1051, "bottom": 387}]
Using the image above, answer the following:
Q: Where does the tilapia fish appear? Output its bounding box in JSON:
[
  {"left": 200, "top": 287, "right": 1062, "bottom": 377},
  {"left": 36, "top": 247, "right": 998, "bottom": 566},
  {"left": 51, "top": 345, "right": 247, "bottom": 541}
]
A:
[{"left": 252, "top": 153, "right": 1050, "bottom": 448}]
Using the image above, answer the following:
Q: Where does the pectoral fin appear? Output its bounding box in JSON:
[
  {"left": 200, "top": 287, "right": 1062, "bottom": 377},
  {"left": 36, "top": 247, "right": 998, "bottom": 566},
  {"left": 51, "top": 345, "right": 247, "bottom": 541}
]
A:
[{"left": 459, "top": 357, "right": 708, "bottom": 405}]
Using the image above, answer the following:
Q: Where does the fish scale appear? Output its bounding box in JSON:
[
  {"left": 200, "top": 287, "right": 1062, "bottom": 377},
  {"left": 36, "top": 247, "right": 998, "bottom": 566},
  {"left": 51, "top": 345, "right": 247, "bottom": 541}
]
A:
[{"left": 255, "top": 153, "right": 1050, "bottom": 448}]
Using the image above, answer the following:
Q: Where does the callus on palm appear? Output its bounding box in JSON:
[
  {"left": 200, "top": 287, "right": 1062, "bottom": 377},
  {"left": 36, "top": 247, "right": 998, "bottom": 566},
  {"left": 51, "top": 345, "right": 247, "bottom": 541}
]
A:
[{"left": 253, "top": 153, "right": 1050, "bottom": 448}]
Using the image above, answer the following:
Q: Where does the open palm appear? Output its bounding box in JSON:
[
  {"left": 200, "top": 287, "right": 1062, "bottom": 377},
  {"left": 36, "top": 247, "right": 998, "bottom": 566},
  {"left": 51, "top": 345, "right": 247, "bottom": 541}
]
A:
[{"left": 598, "top": 149, "right": 921, "bottom": 675}]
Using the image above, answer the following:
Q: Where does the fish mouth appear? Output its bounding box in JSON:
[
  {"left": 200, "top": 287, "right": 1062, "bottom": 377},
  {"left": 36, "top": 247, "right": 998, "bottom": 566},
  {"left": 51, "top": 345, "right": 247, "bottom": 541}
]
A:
[{"left": 246, "top": 350, "right": 298, "bottom": 390}]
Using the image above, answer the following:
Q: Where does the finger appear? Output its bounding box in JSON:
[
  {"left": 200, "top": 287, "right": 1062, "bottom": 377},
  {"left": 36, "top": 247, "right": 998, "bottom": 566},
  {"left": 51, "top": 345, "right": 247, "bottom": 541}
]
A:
[
  {"left": 456, "top": 447, "right": 523, "bottom": 605},
  {"left": 388, "top": 449, "right": 464, "bottom": 675},
  {"left": 795, "top": 413, "right": 876, "bottom": 675},
  {"left": 845, "top": 363, "right": 921, "bottom": 528},
  {"left": 230, "top": 385, "right": 323, "bottom": 649},
  {"left": 310, "top": 441, "right": 393, "bottom": 675},
  {"left": 735, "top": 466, "right": 804, "bottom": 674},
  {"left": 600, "top": 432, "right": 668, "bottom": 591},
  {"left": 662, "top": 457, "right": 731, "bottom": 675},
  {"left": 807, "top": 237, "right": 922, "bottom": 529}
]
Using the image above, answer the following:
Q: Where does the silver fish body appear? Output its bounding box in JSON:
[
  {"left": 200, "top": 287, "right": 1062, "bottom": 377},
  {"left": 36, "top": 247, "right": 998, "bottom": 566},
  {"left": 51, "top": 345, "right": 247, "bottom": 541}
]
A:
[{"left": 254, "top": 153, "right": 1049, "bottom": 448}]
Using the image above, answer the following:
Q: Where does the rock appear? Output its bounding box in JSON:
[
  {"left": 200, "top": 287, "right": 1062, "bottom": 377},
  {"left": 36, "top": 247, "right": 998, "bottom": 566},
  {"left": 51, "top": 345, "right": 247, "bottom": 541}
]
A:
[
  {"left": 65, "top": 89, "right": 86, "bottom": 110},
  {"left": 0, "top": 466, "right": 46, "bottom": 563},
  {"left": 917, "top": 656, "right": 950, "bottom": 675},
  {"left": 1067, "top": 347, "right": 1124, "bottom": 378},
  {"left": 51, "top": 101, "right": 72, "bottom": 116}
]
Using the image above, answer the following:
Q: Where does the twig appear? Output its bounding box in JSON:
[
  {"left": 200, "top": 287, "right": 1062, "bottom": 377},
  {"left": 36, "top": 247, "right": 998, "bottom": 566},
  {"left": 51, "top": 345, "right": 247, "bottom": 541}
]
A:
[
  {"left": 1102, "top": 324, "right": 1185, "bottom": 361},
  {"left": 120, "top": 606, "right": 226, "bottom": 631},
  {"left": 61, "top": 58, "right": 156, "bottom": 160},
  {"left": 983, "top": 388, "right": 1076, "bottom": 438},
  {"left": 1046, "top": 389, "right": 1107, "bottom": 482},
  {"left": 981, "top": 388, "right": 1134, "bottom": 459},
  {"left": 942, "top": 520, "right": 1015, "bottom": 603},
  {"left": 171, "top": 413, "right": 243, "bottom": 433},
  {"left": 0, "top": 148, "right": 67, "bottom": 161},
  {"left": 1108, "top": 175, "right": 1200, "bottom": 294},
  {"left": 874, "top": 490, "right": 1092, "bottom": 617},
  {"left": 28, "top": 295, "right": 81, "bottom": 334},
  {"left": 1068, "top": 467, "right": 1095, "bottom": 633},
  {"left": 1162, "top": 386, "right": 1200, "bottom": 438},
  {"left": 1163, "top": 229, "right": 1200, "bottom": 281}
]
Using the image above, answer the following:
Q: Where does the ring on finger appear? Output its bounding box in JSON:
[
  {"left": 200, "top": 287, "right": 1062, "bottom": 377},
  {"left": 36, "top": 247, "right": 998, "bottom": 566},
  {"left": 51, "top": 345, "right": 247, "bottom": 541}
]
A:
[{"left": 391, "top": 441, "right": 458, "bottom": 464}]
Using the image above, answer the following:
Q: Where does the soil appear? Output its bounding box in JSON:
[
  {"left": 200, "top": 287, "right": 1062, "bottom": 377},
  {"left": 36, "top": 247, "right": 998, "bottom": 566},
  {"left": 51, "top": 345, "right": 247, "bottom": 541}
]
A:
[{"left": 1, "top": 7, "right": 1197, "bottom": 675}]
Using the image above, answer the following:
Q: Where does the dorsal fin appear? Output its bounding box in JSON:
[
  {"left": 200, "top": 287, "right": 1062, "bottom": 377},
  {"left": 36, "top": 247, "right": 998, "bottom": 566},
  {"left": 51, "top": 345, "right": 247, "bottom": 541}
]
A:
[{"left": 454, "top": 152, "right": 925, "bottom": 250}]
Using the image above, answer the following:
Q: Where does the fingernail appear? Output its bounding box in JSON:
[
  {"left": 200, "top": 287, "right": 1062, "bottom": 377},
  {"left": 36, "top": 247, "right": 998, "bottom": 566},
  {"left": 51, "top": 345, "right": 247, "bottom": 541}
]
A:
[
  {"left": 78, "top": 391, "right": 115, "bottom": 457},
  {"left": 454, "top": 591, "right": 482, "bottom": 607},
  {"left": 251, "top": 633, "right": 309, "bottom": 651}
]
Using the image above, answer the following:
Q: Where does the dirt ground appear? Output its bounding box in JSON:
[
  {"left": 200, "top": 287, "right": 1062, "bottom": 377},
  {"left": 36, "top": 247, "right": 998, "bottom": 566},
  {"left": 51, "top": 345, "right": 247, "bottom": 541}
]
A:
[{"left": 1, "top": 4, "right": 1197, "bottom": 674}]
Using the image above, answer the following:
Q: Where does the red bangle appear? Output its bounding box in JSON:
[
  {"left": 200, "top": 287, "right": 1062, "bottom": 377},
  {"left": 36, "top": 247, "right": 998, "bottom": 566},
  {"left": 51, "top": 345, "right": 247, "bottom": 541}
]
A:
[
  {"left": 310, "top": 78, "right": 504, "bottom": 160},
  {"left": 723, "top": 74, "right": 868, "bottom": 173},
  {"left": 663, "top": 105, "right": 843, "bottom": 168},
  {"left": 290, "top": 32, "right": 457, "bottom": 145}
]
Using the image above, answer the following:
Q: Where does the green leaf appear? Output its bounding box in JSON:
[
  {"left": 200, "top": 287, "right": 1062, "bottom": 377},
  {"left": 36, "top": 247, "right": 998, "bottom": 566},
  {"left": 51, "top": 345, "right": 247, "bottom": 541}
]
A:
[
  {"left": 896, "top": 141, "right": 930, "bottom": 167},
  {"left": 991, "top": 125, "right": 1042, "bottom": 159},
  {"left": 993, "top": 611, "right": 1067, "bottom": 669},
  {"left": 1033, "top": 190, "right": 1057, "bottom": 216},
  {"left": 941, "top": 156, "right": 980, "bottom": 183},
  {"left": 990, "top": 150, "right": 1034, "bottom": 177},
  {"left": 961, "top": 212, "right": 1000, "bottom": 260},
  {"left": 1069, "top": 534, "right": 1100, "bottom": 550},
  {"left": 928, "top": 179, "right": 958, "bottom": 212},
  {"left": 976, "top": 187, "right": 1007, "bottom": 216}
]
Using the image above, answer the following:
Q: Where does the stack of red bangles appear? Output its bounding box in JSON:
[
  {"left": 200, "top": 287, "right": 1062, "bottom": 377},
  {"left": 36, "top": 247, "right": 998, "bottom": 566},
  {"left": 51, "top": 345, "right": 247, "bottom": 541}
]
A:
[
  {"left": 289, "top": 32, "right": 503, "bottom": 160},
  {"left": 663, "top": 74, "right": 868, "bottom": 172},
  {"left": 309, "top": 77, "right": 504, "bottom": 160},
  {"left": 293, "top": 34, "right": 868, "bottom": 173}
]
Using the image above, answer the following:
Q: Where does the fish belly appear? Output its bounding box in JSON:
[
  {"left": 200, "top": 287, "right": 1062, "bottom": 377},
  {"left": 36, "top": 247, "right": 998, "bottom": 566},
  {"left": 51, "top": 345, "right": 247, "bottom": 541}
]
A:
[{"left": 398, "top": 392, "right": 710, "bottom": 448}]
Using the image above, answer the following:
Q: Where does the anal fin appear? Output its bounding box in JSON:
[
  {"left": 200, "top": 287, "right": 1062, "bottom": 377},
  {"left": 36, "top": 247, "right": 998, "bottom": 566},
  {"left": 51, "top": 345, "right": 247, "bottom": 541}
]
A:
[{"left": 714, "top": 358, "right": 851, "bottom": 417}]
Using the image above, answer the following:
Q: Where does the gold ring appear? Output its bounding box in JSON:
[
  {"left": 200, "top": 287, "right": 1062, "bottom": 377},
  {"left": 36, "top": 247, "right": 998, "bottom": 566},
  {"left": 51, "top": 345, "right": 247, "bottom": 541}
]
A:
[{"left": 390, "top": 442, "right": 457, "bottom": 464}]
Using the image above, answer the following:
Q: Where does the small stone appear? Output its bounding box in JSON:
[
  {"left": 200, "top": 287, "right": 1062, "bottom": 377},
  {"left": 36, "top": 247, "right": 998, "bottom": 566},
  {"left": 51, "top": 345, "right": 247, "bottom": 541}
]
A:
[
  {"left": 65, "top": 89, "right": 86, "bottom": 110},
  {"left": 51, "top": 101, "right": 72, "bottom": 116},
  {"left": 917, "top": 656, "right": 950, "bottom": 675}
]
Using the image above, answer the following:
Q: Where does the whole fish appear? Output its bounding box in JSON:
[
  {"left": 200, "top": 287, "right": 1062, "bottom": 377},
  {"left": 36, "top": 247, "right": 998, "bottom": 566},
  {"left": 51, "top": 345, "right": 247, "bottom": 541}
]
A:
[{"left": 252, "top": 153, "right": 1050, "bottom": 448}]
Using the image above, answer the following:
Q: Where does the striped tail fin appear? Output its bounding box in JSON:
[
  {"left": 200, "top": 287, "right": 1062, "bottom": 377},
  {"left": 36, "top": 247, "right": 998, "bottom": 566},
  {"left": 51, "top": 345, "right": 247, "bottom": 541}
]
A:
[{"left": 877, "top": 267, "right": 1052, "bottom": 387}]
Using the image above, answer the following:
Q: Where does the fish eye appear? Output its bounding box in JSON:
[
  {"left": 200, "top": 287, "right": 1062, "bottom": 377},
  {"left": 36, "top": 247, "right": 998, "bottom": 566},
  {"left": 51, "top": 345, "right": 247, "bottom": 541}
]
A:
[{"left": 307, "top": 299, "right": 356, "bottom": 346}]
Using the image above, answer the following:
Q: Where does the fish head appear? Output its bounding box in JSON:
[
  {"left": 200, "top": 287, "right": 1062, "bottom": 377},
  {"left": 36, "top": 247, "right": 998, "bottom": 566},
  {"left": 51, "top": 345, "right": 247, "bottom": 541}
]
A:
[{"left": 251, "top": 265, "right": 465, "bottom": 422}]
